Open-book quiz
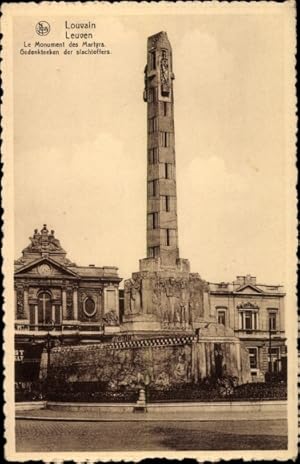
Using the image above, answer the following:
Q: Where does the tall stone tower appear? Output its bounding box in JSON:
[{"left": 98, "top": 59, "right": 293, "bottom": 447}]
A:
[
  {"left": 122, "top": 32, "right": 211, "bottom": 333},
  {"left": 143, "top": 32, "right": 179, "bottom": 267}
]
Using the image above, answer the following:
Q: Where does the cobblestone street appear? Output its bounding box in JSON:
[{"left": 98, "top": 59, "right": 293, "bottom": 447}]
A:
[{"left": 16, "top": 419, "right": 287, "bottom": 451}]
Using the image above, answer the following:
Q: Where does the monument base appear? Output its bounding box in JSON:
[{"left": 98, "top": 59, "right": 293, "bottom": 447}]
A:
[
  {"left": 44, "top": 323, "right": 252, "bottom": 393},
  {"left": 122, "top": 258, "right": 213, "bottom": 332},
  {"left": 121, "top": 314, "right": 161, "bottom": 333}
]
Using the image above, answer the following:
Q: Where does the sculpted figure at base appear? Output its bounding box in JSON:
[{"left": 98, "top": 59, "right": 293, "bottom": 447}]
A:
[
  {"left": 123, "top": 268, "right": 208, "bottom": 330},
  {"left": 124, "top": 275, "right": 142, "bottom": 315}
]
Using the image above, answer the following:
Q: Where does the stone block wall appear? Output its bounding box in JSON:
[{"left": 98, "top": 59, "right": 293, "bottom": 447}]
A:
[
  {"left": 40, "top": 334, "right": 251, "bottom": 392},
  {"left": 43, "top": 341, "right": 193, "bottom": 390}
]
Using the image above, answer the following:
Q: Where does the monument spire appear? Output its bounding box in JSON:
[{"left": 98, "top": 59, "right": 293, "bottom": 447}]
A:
[
  {"left": 143, "top": 31, "right": 179, "bottom": 268},
  {"left": 123, "top": 31, "right": 210, "bottom": 333}
]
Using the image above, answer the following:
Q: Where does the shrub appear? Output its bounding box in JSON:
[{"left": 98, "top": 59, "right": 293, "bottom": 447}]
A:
[
  {"left": 18, "top": 374, "right": 287, "bottom": 403},
  {"left": 15, "top": 381, "right": 45, "bottom": 402}
]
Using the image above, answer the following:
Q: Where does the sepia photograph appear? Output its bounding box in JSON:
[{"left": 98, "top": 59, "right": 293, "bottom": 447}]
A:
[{"left": 2, "top": 1, "right": 297, "bottom": 461}]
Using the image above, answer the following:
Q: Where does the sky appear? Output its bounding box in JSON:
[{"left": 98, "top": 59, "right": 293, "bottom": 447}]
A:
[{"left": 13, "top": 9, "right": 294, "bottom": 286}]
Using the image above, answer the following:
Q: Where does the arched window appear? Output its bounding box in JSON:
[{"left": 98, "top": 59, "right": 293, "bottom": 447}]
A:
[{"left": 37, "top": 292, "right": 52, "bottom": 324}]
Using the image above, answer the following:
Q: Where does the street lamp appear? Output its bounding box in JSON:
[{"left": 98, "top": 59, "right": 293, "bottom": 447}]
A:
[
  {"left": 268, "top": 320, "right": 273, "bottom": 377},
  {"left": 46, "top": 320, "right": 55, "bottom": 398},
  {"left": 144, "top": 373, "right": 150, "bottom": 403}
]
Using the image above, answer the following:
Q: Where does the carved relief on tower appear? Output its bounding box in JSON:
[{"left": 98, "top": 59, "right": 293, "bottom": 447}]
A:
[
  {"left": 189, "top": 273, "right": 208, "bottom": 320},
  {"left": 128, "top": 272, "right": 207, "bottom": 329},
  {"left": 150, "top": 34, "right": 160, "bottom": 48},
  {"left": 140, "top": 275, "right": 192, "bottom": 329},
  {"left": 158, "top": 277, "right": 192, "bottom": 329},
  {"left": 160, "top": 49, "right": 170, "bottom": 96},
  {"left": 124, "top": 274, "right": 143, "bottom": 316},
  {"left": 143, "top": 65, "right": 148, "bottom": 102},
  {"left": 123, "top": 269, "right": 208, "bottom": 329}
]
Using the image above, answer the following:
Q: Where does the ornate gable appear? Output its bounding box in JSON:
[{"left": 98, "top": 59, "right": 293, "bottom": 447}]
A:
[
  {"left": 15, "top": 225, "right": 76, "bottom": 267},
  {"left": 14, "top": 256, "right": 79, "bottom": 279},
  {"left": 237, "top": 301, "right": 259, "bottom": 310},
  {"left": 25, "top": 225, "right": 65, "bottom": 254},
  {"left": 234, "top": 284, "right": 263, "bottom": 294}
]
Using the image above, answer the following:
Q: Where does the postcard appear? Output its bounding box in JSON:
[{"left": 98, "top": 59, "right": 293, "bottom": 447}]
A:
[{"left": 2, "top": 1, "right": 297, "bottom": 462}]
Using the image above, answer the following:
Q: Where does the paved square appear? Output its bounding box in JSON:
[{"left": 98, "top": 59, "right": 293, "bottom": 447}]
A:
[{"left": 16, "top": 419, "right": 287, "bottom": 451}]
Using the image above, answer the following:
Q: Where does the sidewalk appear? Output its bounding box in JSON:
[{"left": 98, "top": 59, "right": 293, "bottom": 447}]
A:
[{"left": 15, "top": 406, "right": 286, "bottom": 422}]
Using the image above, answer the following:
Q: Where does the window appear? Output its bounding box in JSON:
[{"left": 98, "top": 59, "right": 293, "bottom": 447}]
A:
[
  {"left": 163, "top": 229, "right": 175, "bottom": 246},
  {"left": 37, "top": 292, "right": 52, "bottom": 325},
  {"left": 268, "top": 347, "right": 281, "bottom": 373},
  {"left": 148, "top": 246, "right": 160, "bottom": 258},
  {"left": 148, "top": 212, "right": 159, "bottom": 229},
  {"left": 148, "top": 180, "right": 157, "bottom": 197},
  {"left": 245, "top": 311, "right": 252, "bottom": 330},
  {"left": 148, "top": 117, "right": 158, "bottom": 133},
  {"left": 268, "top": 310, "right": 277, "bottom": 332},
  {"left": 83, "top": 297, "right": 96, "bottom": 317},
  {"left": 240, "top": 311, "right": 257, "bottom": 331},
  {"left": 162, "top": 195, "right": 171, "bottom": 211},
  {"left": 162, "top": 101, "right": 168, "bottom": 116},
  {"left": 163, "top": 163, "right": 172, "bottom": 179},
  {"left": 217, "top": 310, "right": 226, "bottom": 326},
  {"left": 160, "top": 132, "right": 170, "bottom": 147},
  {"left": 149, "top": 50, "right": 156, "bottom": 70},
  {"left": 166, "top": 229, "right": 170, "bottom": 246},
  {"left": 148, "top": 148, "right": 158, "bottom": 164},
  {"left": 248, "top": 347, "right": 258, "bottom": 369}
]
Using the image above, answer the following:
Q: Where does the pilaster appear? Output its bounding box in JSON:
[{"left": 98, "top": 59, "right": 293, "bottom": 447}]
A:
[
  {"left": 62, "top": 287, "right": 67, "bottom": 320},
  {"left": 73, "top": 287, "right": 78, "bottom": 321}
]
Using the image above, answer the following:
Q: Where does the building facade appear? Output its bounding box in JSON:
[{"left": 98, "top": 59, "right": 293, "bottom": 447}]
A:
[
  {"left": 14, "top": 225, "right": 122, "bottom": 339},
  {"left": 208, "top": 275, "right": 286, "bottom": 381}
]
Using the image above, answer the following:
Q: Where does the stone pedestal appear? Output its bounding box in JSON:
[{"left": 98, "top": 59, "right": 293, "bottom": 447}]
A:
[
  {"left": 122, "top": 258, "right": 214, "bottom": 332},
  {"left": 134, "top": 388, "right": 147, "bottom": 413},
  {"left": 104, "top": 325, "right": 121, "bottom": 334},
  {"left": 121, "top": 314, "right": 161, "bottom": 332}
]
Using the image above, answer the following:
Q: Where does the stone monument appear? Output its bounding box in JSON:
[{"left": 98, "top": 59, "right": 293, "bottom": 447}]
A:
[
  {"left": 40, "top": 33, "right": 252, "bottom": 391},
  {"left": 122, "top": 32, "right": 213, "bottom": 333}
]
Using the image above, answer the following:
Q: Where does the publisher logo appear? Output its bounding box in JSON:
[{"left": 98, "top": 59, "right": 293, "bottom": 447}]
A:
[{"left": 35, "top": 21, "right": 50, "bottom": 36}]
